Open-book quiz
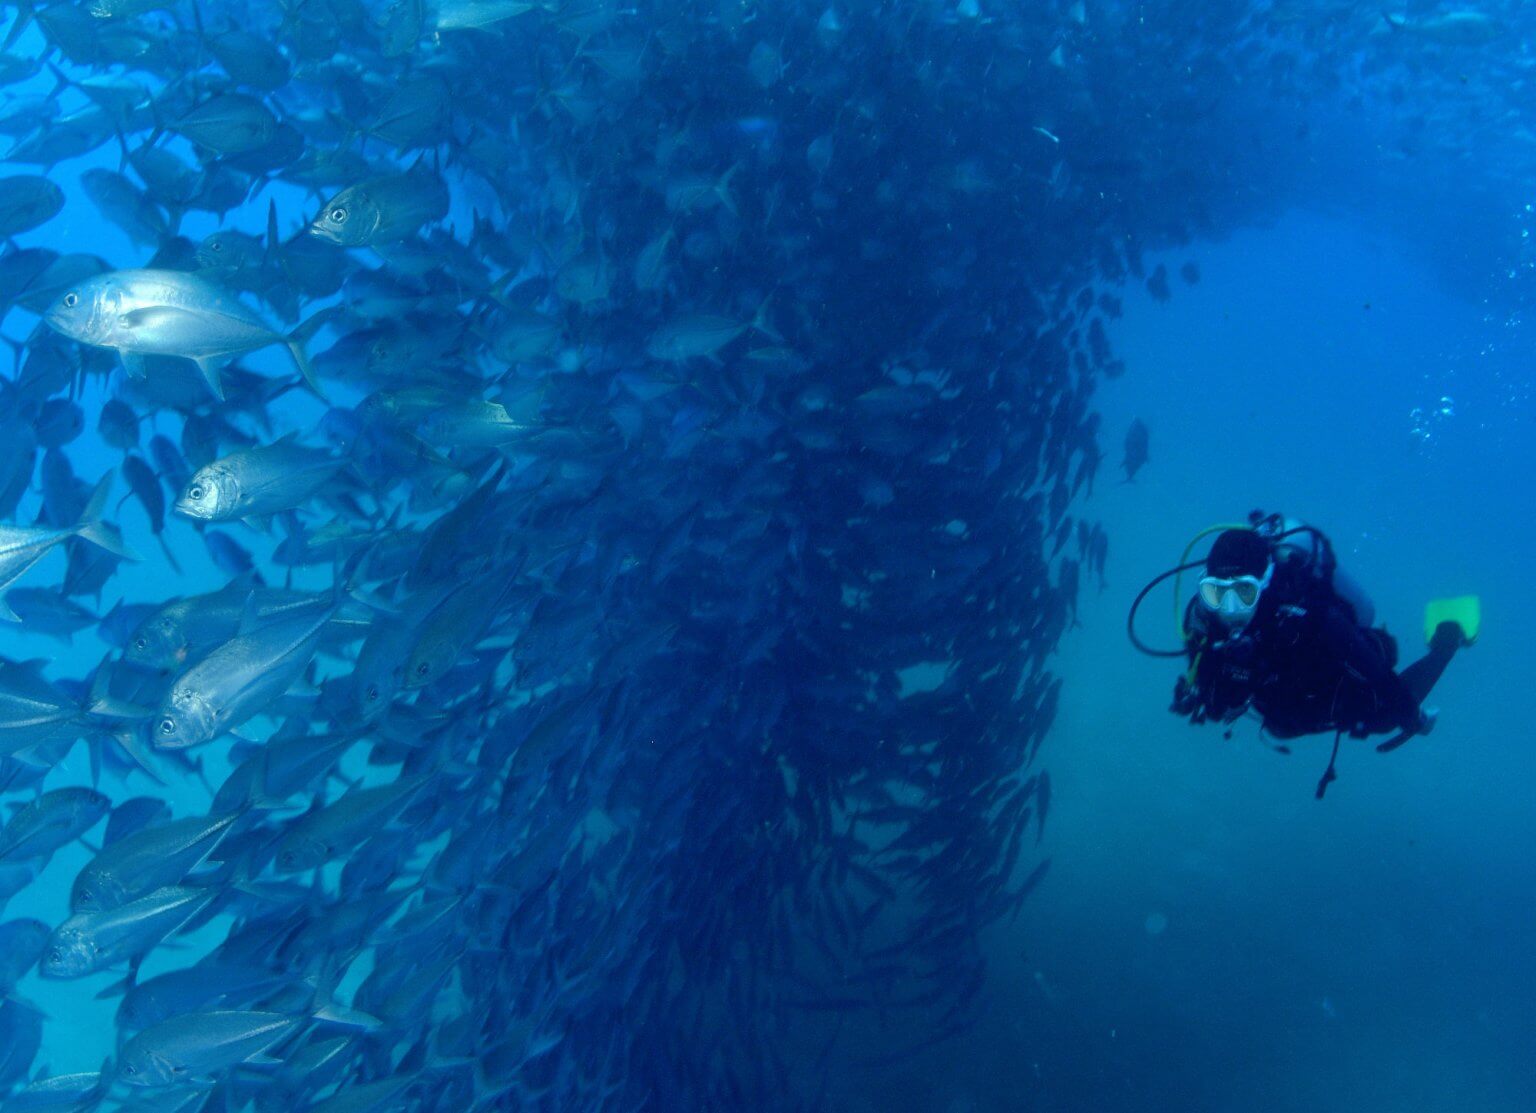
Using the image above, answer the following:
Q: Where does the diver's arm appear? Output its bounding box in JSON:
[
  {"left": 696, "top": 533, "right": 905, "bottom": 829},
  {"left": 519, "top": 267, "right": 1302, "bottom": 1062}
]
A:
[
  {"left": 1171, "top": 603, "right": 1232, "bottom": 723},
  {"left": 1170, "top": 599, "right": 1203, "bottom": 719},
  {"left": 1321, "top": 602, "right": 1424, "bottom": 733}
]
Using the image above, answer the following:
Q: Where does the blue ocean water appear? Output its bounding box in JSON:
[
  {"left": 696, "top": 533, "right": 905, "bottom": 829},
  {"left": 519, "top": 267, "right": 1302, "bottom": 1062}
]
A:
[
  {"left": 0, "top": 2, "right": 1532, "bottom": 1111},
  {"left": 811, "top": 208, "right": 1534, "bottom": 1112},
  {"left": 971, "top": 213, "right": 1533, "bottom": 1113}
]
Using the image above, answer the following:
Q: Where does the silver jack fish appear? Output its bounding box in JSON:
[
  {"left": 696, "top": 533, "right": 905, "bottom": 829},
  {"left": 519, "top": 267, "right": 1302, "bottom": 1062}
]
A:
[
  {"left": 172, "top": 435, "right": 346, "bottom": 526},
  {"left": 308, "top": 167, "right": 449, "bottom": 248},
  {"left": 152, "top": 601, "right": 339, "bottom": 750},
  {"left": 43, "top": 269, "right": 328, "bottom": 401},
  {"left": 41, "top": 885, "right": 214, "bottom": 979},
  {"left": 118, "top": 1010, "right": 302, "bottom": 1087}
]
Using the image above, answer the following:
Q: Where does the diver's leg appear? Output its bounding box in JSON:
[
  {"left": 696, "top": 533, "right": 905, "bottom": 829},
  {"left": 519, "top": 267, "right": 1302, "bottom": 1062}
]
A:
[{"left": 1397, "top": 621, "right": 1465, "bottom": 704}]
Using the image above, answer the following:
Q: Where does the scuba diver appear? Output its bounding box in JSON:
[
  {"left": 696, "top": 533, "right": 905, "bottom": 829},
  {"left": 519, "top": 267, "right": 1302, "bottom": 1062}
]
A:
[{"left": 1129, "top": 512, "right": 1477, "bottom": 797}]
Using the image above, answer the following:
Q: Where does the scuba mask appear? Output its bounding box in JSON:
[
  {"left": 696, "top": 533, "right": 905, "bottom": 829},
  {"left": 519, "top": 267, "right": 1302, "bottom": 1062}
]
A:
[{"left": 1197, "top": 563, "right": 1272, "bottom": 627}]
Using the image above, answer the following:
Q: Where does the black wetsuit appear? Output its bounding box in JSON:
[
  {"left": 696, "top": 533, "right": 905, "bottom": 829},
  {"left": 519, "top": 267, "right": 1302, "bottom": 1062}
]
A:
[{"left": 1173, "top": 553, "right": 1459, "bottom": 741}]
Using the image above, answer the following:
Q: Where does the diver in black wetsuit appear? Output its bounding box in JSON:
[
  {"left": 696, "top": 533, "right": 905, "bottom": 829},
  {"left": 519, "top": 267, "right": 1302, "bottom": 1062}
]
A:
[{"left": 1158, "top": 514, "right": 1471, "bottom": 795}]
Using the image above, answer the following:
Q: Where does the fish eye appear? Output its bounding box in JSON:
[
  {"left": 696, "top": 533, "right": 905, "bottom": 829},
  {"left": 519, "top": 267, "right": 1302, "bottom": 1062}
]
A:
[
  {"left": 188, "top": 484, "right": 203, "bottom": 500},
  {"left": 208, "top": 241, "right": 222, "bottom": 252},
  {"left": 365, "top": 685, "right": 380, "bottom": 701},
  {"left": 123, "top": 1063, "right": 137, "bottom": 1076},
  {"left": 329, "top": 207, "right": 347, "bottom": 223},
  {"left": 133, "top": 637, "right": 147, "bottom": 651},
  {"left": 415, "top": 662, "right": 430, "bottom": 677},
  {"left": 158, "top": 718, "right": 176, "bottom": 736},
  {"left": 63, "top": 292, "right": 78, "bottom": 308}
]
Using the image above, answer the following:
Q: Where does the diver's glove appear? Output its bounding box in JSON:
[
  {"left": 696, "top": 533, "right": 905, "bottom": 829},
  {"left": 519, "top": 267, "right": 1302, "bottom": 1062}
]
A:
[
  {"left": 1170, "top": 676, "right": 1205, "bottom": 722},
  {"left": 1379, "top": 706, "right": 1439, "bottom": 753}
]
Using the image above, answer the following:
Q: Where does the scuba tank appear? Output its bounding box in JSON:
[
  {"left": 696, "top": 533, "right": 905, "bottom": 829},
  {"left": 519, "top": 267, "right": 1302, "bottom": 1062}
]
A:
[{"left": 1249, "top": 511, "right": 1374, "bottom": 628}]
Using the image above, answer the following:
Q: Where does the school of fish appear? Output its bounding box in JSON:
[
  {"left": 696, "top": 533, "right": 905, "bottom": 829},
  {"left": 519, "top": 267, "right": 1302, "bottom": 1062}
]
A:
[{"left": 0, "top": 0, "right": 1521, "bottom": 1108}]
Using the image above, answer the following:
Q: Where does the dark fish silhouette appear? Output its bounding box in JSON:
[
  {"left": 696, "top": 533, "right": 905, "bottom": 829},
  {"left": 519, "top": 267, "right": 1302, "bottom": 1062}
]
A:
[{"left": 1122, "top": 419, "right": 1151, "bottom": 482}]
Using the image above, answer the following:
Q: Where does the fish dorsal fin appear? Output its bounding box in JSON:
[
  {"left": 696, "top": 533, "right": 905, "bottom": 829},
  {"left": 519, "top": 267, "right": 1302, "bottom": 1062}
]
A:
[
  {"left": 221, "top": 570, "right": 264, "bottom": 597},
  {"left": 264, "top": 198, "right": 280, "bottom": 263},
  {"left": 237, "top": 590, "right": 263, "bottom": 637}
]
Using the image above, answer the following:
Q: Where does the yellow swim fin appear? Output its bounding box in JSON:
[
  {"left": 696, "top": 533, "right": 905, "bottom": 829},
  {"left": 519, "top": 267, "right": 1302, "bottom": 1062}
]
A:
[{"left": 1425, "top": 595, "right": 1479, "bottom": 646}]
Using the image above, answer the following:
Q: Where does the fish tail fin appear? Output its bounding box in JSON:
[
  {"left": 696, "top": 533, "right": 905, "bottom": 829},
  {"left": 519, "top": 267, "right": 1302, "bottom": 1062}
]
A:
[
  {"left": 750, "top": 292, "right": 783, "bottom": 342},
  {"left": 86, "top": 725, "right": 102, "bottom": 784},
  {"left": 105, "top": 726, "right": 166, "bottom": 785},
  {"left": 241, "top": 171, "right": 272, "bottom": 211},
  {"left": 111, "top": 125, "right": 132, "bottom": 173},
  {"left": 335, "top": 545, "right": 391, "bottom": 615},
  {"left": 0, "top": 333, "right": 22, "bottom": 375},
  {"left": 285, "top": 309, "right": 332, "bottom": 400},
  {"left": 284, "top": 339, "right": 323, "bottom": 399},
  {"left": 325, "top": 110, "right": 362, "bottom": 157},
  {"left": 308, "top": 955, "right": 384, "bottom": 1032},
  {"left": 45, "top": 61, "right": 74, "bottom": 98},
  {"left": 142, "top": 95, "right": 166, "bottom": 151},
  {"left": 717, "top": 160, "right": 742, "bottom": 216},
  {"left": 75, "top": 473, "right": 139, "bottom": 560},
  {"left": 80, "top": 474, "right": 113, "bottom": 526},
  {"left": 3, "top": 3, "right": 34, "bottom": 50},
  {"left": 156, "top": 531, "right": 183, "bottom": 575},
  {"left": 86, "top": 660, "right": 153, "bottom": 721},
  {"left": 264, "top": 198, "right": 281, "bottom": 268}
]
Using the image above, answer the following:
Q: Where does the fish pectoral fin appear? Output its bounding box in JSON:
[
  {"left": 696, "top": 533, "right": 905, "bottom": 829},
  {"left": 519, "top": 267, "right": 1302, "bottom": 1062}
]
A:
[
  {"left": 0, "top": 595, "right": 18, "bottom": 623},
  {"left": 10, "top": 747, "right": 54, "bottom": 770},
  {"left": 313, "top": 1003, "right": 383, "bottom": 1031},
  {"left": 193, "top": 356, "right": 226, "bottom": 401},
  {"left": 2, "top": 992, "right": 47, "bottom": 1019},
  {"left": 119, "top": 306, "right": 200, "bottom": 331},
  {"left": 107, "top": 731, "right": 167, "bottom": 786},
  {"left": 119, "top": 351, "right": 148, "bottom": 380},
  {"left": 92, "top": 976, "right": 134, "bottom": 1000}
]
